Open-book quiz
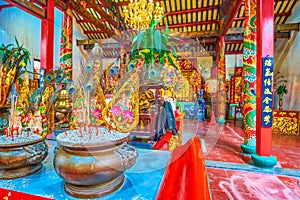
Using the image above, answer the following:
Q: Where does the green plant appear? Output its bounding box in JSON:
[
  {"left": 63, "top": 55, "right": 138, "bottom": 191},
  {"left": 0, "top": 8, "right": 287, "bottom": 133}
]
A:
[
  {"left": 276, "top": 84, "right": 288, "bottom": 100},
  {"left": 129, "top": 16, "right": 179, "bottom": 69},
  {"left": 0, "top": 37, "right": 31, "bottom": 106},
  {"left": 126, "top": 16, "right": 183, "bottom": 91}
]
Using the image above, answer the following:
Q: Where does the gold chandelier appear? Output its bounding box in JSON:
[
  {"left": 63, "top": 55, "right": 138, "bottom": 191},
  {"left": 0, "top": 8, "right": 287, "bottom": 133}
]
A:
[{"left": 123, "top": 0, "right": 164, "bottom": 30}]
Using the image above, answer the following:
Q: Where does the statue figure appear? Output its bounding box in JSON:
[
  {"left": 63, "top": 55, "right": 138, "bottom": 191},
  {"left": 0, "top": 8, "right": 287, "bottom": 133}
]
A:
[{"left": 197, "top": 89, "right": 206, "bottom": 121}]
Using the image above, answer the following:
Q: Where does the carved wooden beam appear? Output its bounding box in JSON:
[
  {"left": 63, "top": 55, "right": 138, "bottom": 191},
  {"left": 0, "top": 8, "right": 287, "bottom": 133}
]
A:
[
  {"left": 68, "top": 0, "right": 115, "bottom": 37},
  {"left": 168, "top": 11, "right": 291, "bottom": 37},
  {"left": 229, "top": 12, "right": 292, "bottom": 22},
  {"left": 77, "top": 19, "right": 107, "bottom": 23},
  {"left": 225, "top": 40, "right": 243, "bottom": 44},
  {"left": 54, "top": 0, "right": 67, "bottom": 11},
  {"left": 187, "top": 22, "right": 298, "bottom": 39},
  {"left": 219, "top": 0, "right": 243, "bottom": 37},
  {"left": 166, "top": 6, "right": 220, "bottom": 16},
  {"left": 186, "top": 27, "right": 244, "bottom": 38},
  {"left": 5, "top": 0, "right": 45, "bottom": 18},
  {"left": 226, "top": 50, "right": 243, "bottom": 54},
  {"left": 98, "top": 0, "right": 112, "bottom": 8},
  {"left": 225, "top": 34, "right": 244, "bottom": 41},
  {"left": 275, "top": 32, "right": 291, "bottom": 38},
  {"left": 276, "top": 22, "right": 300, "bottom": 31},
  {"left": 83, "top": 30, "right": 105, "bottom": 34},
  {"left": 30, "top": 0, "right": 46, "bottom": 8},
  {"left": 116, "top": 0, "right": 165, "bottom": 6},
  {"left": 76, "top": 39, "right": 105, "bottom": 46},
  {"left": 158, "top": 20, "right": 219, "bottom": 29},
  {"left": 85, "top": 0, "right": 117, "bottom": 28}
]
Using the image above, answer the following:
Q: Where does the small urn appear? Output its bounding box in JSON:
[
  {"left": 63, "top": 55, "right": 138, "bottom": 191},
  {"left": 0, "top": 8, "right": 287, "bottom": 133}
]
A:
[{"left": 54, "top": 83, "right": 72, "bottom": 128}]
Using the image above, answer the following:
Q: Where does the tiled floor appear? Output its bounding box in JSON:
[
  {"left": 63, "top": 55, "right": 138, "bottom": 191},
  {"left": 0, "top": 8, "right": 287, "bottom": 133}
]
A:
[{"left": 182, "top": 119, "right": 300, "bottom": 200}]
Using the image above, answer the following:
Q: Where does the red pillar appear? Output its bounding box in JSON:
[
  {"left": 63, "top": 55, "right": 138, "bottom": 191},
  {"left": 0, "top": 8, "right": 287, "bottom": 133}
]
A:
[
  {"left": 41, "top": 0, "right": 54, "bottom": 72},
  {"left": 256, "top": 0, "right": 274, "bottom": 156}
]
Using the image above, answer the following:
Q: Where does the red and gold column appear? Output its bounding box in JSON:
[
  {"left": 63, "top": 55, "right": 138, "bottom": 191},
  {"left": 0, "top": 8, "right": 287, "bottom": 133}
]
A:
[
  {"left": 251, "top": 0, "right": 277, "bottom": 167},
  {"left": 217, "top": 36, "right": 226, "bottom": 124},
  {"left": 60, "top": 9, "right": 73, "bottom": 81},
  {"left": 241, "top": 0, "right": 257, "bottom": 154}
]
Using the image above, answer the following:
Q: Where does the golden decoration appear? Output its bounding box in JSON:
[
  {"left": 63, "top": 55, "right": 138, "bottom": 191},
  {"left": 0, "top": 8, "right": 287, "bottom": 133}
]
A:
[
  {"left": 139, "top": 90, "right": 154, "bottom": 113},
  {"left": 54, "top": 83, "right": 72, "bottom": 128},
  {"left": 102, "top": 72, "right": 140, "bottom": 132},
  {"left": 17, "top": 72, "right": 30, "bottom": 108},
  {"left": 273, "top": 111, "right": 299, "bottom": 135},
  {"left": 169, "top": 135, "right": 180, "bottom": 151},
  {"left": 123, "top": 0, "right": 164, "bottom": 30}
]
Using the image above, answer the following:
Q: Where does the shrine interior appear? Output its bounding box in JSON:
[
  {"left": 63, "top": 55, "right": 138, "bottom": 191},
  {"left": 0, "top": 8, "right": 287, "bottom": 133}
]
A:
[{"left": 0, "top": 0, "right": 300, "bottom": 199}]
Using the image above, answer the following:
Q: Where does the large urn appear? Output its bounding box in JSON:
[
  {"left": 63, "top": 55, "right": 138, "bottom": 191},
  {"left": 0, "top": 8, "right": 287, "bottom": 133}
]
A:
[
  {"left": 53, "top": 127, "right": 138, "bottom": 198},
  {"left": 0, "top": 135, "right": 48, "bottom": 179}
]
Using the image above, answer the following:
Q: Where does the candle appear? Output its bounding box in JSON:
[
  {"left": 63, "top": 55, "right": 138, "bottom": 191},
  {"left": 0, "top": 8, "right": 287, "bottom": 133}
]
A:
[
  {"left": 15, "top": 126, "right": 19, "bottom": 138},
  {"left": 10, "top": 128, "right": 14, "bottom": 142},
  {"left": 4, "top": 128, "right": 8, "bottom": 137},
  {"left": 27, "top": 128, "right": 30, "bottom": 137},
  {"left": 79, "top": 127, "right": 83, "bottom": 137},
  {"left": 96, "top": 126, "right": 99, "bottom": 136},
  {"left": 33, "top": 128, "right": 39, "bottom": 135},
  {"left": 88, "top": 125, "right": 91, "bottom": 134},
  {"left": 89, "top": 125, "right": 92, "bottom": 140}
]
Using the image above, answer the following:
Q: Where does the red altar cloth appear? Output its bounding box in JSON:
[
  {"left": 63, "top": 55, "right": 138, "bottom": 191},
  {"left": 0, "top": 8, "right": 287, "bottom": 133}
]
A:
[
  {"left": 156, "top": 137, "right": 211, "bottom": 200},
  {"left": 0, "top": 188, "right": 53, "bottom": 200}
]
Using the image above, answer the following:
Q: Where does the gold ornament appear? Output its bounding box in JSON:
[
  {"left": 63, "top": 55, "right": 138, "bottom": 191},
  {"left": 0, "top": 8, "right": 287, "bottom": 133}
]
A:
[
  {"left": 123, "top": 0, "right": 164, "bottom": 30},
  {"left": 54, "top": 83, "right": 72, "bottom": 128}
]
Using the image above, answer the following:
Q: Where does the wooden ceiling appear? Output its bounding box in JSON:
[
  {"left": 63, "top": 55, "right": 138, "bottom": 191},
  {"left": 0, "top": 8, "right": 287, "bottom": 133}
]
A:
[{"left": 2, "top": 0, "right": 299, "bottom": 56}]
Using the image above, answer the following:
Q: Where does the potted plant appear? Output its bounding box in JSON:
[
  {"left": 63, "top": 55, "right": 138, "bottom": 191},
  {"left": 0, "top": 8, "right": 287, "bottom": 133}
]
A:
[
  {"left": 276, "top": 84, "right": 288, "bottom": 110},
  {"left": 0, "top": 37, "right": 30, "bottom": 135},
  {"left": 0, "top": 37, "right": 30, "bottom": 106}
]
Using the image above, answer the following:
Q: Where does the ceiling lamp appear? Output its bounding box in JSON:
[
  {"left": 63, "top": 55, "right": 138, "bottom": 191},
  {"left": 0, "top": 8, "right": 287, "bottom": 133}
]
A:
[{"left": 123, "top": 0, "right": 164, "bottom": 30}]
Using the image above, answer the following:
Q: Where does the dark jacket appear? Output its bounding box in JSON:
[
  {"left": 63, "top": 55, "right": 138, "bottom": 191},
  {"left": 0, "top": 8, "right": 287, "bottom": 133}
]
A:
[{"left": 156, "top": 101, "right": 178, "bottom": 140}]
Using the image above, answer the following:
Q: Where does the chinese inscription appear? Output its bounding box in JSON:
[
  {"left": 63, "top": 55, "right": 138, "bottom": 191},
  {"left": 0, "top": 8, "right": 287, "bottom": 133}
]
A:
[{"left": 261, "top": 57, "right": 274, "bottom": 127}]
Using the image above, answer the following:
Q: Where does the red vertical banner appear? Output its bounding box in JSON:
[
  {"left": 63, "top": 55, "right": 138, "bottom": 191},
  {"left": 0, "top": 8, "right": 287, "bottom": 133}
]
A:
[
  {"left": 230, "top": 76, "right": 235, "bottom": 104},
  {"left": 60, "top": 9, "right": 73, "bottom": 80}
]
